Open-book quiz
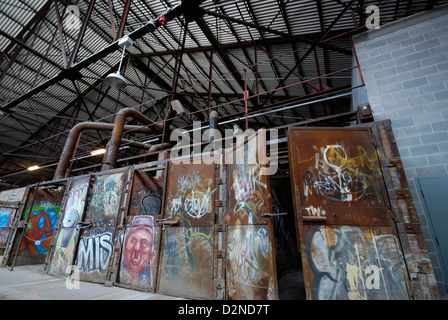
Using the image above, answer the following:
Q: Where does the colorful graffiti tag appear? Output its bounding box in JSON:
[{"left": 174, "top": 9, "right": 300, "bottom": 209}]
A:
[
  {"left": 20, "top": 200, "right": 61, "bottom": 259},
  {"left": 0, "top": 207, "right": 16, "bottom": 246},
  {"left": 302, "top": 144, "right": 383, "bottom": 206},
  {"left": 304, "top": 226, "right": 409, "bottom": 300},
  {"left": 166, "top": 167, "right": 214, "bottom": 222},
  {"left": 76, "top": 172, "right": 124, "bottom": 281},
  {"left": 77, "top": 229, "right": 114, "bottom": 274},
  {"left": 226, "top": 225, "right": 274, "bottom": 299},
  {"left": 119, "top": 216, "right": 157, "bottom": 290},
  {"left": 88, "top": 173, "right": 124, "bottom": 221},
  {"left": 50, "top": 177, "right": 89, "bottom": 275},
  {"left": 228, "top": 163, "right": 269, "bottom": 225}
]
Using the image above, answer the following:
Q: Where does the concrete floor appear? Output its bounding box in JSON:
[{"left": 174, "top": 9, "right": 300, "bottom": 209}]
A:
[{"left": 0, "top": 260, "right": 184, "bottom": 300}]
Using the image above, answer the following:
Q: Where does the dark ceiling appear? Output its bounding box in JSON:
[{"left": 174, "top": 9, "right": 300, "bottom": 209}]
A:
[{"left": 0, "top": 0, "right": 445, "bottom": 188}]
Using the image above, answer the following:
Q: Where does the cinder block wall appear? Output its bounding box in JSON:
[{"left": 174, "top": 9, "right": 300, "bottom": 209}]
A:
[{"left": 353, "top": 6, "right": 448, "bottom": 298}]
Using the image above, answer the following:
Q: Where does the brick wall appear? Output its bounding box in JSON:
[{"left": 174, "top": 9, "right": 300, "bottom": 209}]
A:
[{"left": 353, "top": 5, "right": 448, "bottom": 298}]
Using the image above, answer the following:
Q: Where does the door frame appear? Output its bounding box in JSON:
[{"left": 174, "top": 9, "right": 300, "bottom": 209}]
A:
[
  {"left": 416, "top": 175, "right": 448, "bottom": 292},
  {"left": 287, "top": 126, "right": 410, "bottom": 300}
]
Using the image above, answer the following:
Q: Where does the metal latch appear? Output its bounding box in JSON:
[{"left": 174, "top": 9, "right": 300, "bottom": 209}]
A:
[
  {"left": 300, "top": 216, "right": 327, "bottom": 223},
  {"left": 157, "top": 217, "right": 180, "bottom": 230},
  {"left": 76, "top": 221, "right": 93, "bottom": 230},
  {"left": 261, "top": 212, "right": 288, "bottom": 217}
]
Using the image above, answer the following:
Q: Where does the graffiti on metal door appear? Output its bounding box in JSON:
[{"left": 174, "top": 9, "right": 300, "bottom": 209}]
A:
[
  {"left": 304, "top": 225, "right": 408, "bottom": 300},
  {"left": 166, "top": 168, "right": 214, "bottom": 221},
  {"left": 76, "top": 172, "right": 124, "bottom": 282},
  {"left": 119, "top": 216, "right": 157, "bottom": 290},
  {"left": 20, "top": 200, "right": 61, "bottom": 261},
  {"left": 0, "top": 207, "right": 16, "bottom": 246},
  {"left": 301, "top": 144, "right": 383, "bottom": 206},
  {"left": 50, "top": 176, "right": 89, "bottom": 276},
  {"left": 226, "top": 225, "right": 273, "bottom": 299}
]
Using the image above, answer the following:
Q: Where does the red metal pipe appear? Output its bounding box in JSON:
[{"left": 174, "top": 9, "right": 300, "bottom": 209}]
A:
[
  {"left": 53, "top": 122, "right": 153, "bottom": 180},
  {"left": 101, "top": 108, "right": 165, "bottom": 171},
  {"left": 351, "top": 34, "right": 365, "bottom": 86}
]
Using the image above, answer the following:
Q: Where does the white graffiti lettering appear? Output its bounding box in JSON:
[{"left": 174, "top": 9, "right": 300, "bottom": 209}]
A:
[{"left": 77, "top": 232, "right": 113, "bottom": 274}]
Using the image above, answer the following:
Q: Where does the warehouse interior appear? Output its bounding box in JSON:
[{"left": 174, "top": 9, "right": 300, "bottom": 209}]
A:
[{"left": 0, "top": 0, "right": 447, "bottom": 300}]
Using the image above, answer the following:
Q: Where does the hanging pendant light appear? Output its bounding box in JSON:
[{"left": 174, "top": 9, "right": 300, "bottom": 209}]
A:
[{"left": 105, "top": 35, "right": 134, "bottom": 89}]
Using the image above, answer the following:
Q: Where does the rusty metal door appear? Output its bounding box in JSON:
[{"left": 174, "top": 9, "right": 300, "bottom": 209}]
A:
[
  {"left": 225, "top": 132, "right": 278, "bottom": 300},
  {"left": 11, "top": 187, "right": 63, "bottom": 267},
  {"left": 156, "top": 160, "right": 216, "bottom": 299},
  {"left": 288, "top": 127, "right": 409, "bottom": 300},
  {"left": 49, "top": 175, "right": 90, "bottom": 276},
  {"left": 117, "top": 169, "right": 164, "bottom": 292},
  {"left": 75, "top": 171, "right": 126, "bottom": 283}
]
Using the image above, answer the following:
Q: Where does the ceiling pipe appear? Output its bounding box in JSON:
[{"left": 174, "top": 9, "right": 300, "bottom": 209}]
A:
[
  {"left": 53, "top": 122, "right": 153, "bottom": 180},
  {"left": 121, "top": 138, "right": 151, "bottom": 149},
  {"left": 0, "top": 0, "right": 208, "bottom": 113},
  {"left": 101, "top": 108, "right": 177, "bottom": 171}
]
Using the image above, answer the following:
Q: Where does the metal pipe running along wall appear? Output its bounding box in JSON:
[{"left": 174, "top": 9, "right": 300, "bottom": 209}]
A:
[
  {"left": 101, "top": 108, "right": 166, "bottom": 171},
  {"left": 53, "top": 122, "right": 153, "bottom": 180}
]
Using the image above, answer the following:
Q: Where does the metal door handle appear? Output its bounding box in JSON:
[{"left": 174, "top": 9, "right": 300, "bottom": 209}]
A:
[
  {"left": 157, "top": 217, "right": 180, "bottom": 227},
  {"left": 262, "top": 212, "right": 288, "bottom": 217},
  {"left": 300, "top": 216, "right": 327, "bottom": 223}
]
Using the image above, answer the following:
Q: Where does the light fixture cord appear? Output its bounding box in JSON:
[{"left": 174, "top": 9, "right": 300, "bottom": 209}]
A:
[{"left": 118, "top": 44, "right": 127, "bottom": 73}]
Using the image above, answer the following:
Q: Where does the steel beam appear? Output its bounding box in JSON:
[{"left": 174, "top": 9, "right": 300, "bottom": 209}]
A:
[
  {"left": 0, "top": 1, "right": 206, "bottom": 113},
  {"left": 258, "top": 0, "right": 357, "bottom": 110}
]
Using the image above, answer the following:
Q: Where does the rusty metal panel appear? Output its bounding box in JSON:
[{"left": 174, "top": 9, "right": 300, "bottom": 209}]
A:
[
  {"left": 226, "top": 225, "right": 276, "bottom": 299},
  {"left": 75, "top": 172, "right": 125, "bottom": 283},
  {"left": 49, "top": 176, "right": 90, "bottom": 276},
  {"left": 0, "top": 207, "right": 18, "bottom": 247},
  {"left": 289, "top": 127, "right": 387, "bottom": 209},
  {"left": 225, "top": 132, "right": 278, "bottom": 300},
  {"left": 165, "top": 162, "right": 215, "bottom": 227},
  {"left": 157, "top": 226, "right": 214, "bottom": 299},
  {"left": 0, "top": 187, "right": 27, "bottom": 203},
  {"left": 227, "top": 164, "right": 270, "bottom": 225},
  {"left": 302, "top": 225, "right": 409, "bottom": 300},
  {"left": 118, "top": 215, "right": 160, "bottom": 291},
  {"left": 16, "top": 189, "right": 63, "bottom": 266},
  {"left": 129, "top": 170, "right": 164, "bottom": 217},
  {"left": 288, "top": 127, "right": 409, "bottom": 300},
  {"left": 157, "top": 161, "right": 215, "bottom": 299},
  {"left": 227, "top": 133, "right": 271, "bottom": 225}
]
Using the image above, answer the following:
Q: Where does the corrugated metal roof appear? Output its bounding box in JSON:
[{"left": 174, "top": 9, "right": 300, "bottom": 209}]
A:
[{"left": 0, "top": 0, "right": 446, "bottom": 185}]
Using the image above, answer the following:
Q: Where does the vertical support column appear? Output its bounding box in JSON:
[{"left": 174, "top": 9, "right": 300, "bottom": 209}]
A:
[
  {"left": 208, "top": 50, "right": 214, "bottom": 120},
  {"left": 253, "top": 45, "right": 260, "bottom": 106},
  {"left": 213, "top": 156, "right": 226, "bottom": 300}
]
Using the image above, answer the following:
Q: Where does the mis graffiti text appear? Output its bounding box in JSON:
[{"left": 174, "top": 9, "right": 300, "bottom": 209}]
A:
[{"left": 77, "top": 232, "right": 113, "bottom": 274}]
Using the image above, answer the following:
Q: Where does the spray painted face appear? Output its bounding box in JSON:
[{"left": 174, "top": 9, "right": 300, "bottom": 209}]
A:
[{"left": 123, "top": 227, "right": 155, "bottom": 276}]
